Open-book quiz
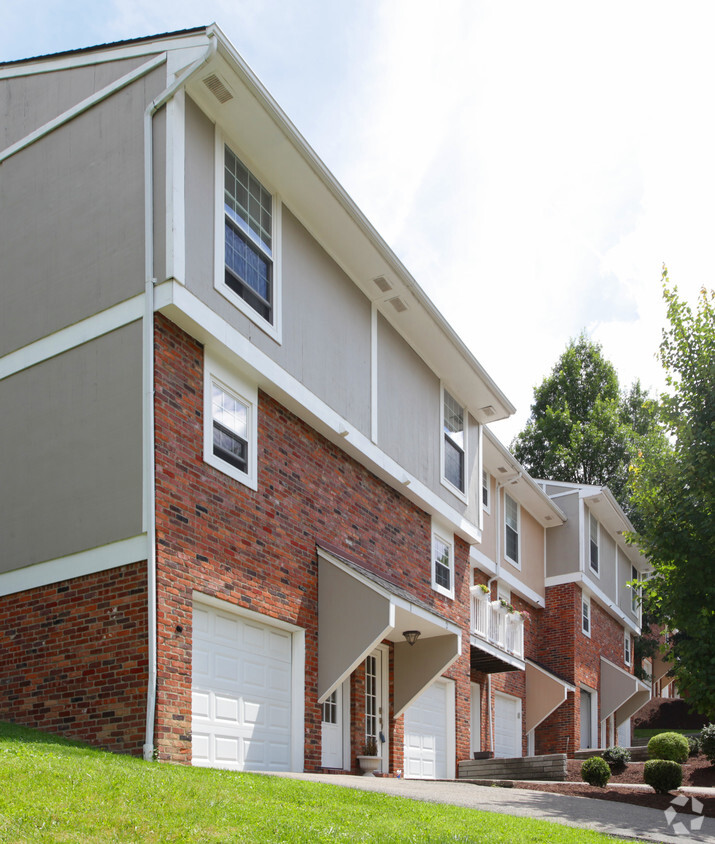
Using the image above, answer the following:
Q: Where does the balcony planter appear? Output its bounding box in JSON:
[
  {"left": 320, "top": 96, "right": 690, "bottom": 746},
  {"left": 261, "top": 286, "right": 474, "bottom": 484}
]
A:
[
  {"left": 506, "top": 612, "right": 524, "bottom": 624},
  {"left": 475, "top": 587, "right": 491, "bottom": 603},
  {"left": 492, "top": 600, "right": 509, "bottom": 615},
  {"left": 357, "top": 755, "right": 382, "bottom": 776}
]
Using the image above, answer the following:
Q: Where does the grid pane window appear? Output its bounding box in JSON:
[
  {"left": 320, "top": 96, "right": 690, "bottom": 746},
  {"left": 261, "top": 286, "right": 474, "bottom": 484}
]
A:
[
  {"left": 365, "top": 656, "right": 378, "bottom": 744},
  {"left": 322, "top": 690, "right": 338, "bottom": 724},
  {"left": 589, "top": 513, "right": 599, "bottom": 573},
  {"left": 434, "top": 536, "right": 452, "bottom": 591},
  {"left": 631, "top": 565, "right": 639, "bottom": 612},
  {"left": 212, "top": 383, "right": 248, "bottom": 474},
  {"left": 224, "top": 146, "right": 273, "bottom": 323},
  {"left": 443, "top": 391, "right": 465, "bottom": 491},
  {"left": 505, "top": 493, "right": 519, "bottom": 564},
  {"left": 582, "top": 597, "right": 590, "bottom": 635},
  {"left": 482, "top": 470, "right": 489, "bottom": 509}
]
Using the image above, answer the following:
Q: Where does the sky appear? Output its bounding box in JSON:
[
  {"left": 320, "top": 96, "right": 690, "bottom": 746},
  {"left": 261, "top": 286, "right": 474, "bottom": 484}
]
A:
[{"left": 3, "top": 1, "right": 713, "bottom": 443}]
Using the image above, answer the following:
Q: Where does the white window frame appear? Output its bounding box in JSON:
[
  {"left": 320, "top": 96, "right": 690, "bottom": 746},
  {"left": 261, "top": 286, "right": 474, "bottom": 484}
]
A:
[
  {"left": 214, "top": 131, "right": 282, "bottom": 343},
  {"left": 482, "top": 470, "right": 490, "bottom": 513},
  {"left": 440, "top": 385, "right": 468, "bottom": 502},
  {"left": 203, "top": 352, "right": 258, "bottom": 490},
  {"left": 431, "top": 523, "right": 455, "bottom": 600},
  {"left": 624, "top": 630, "right": 632, "bottom": 666},
  {"left": 581, "top": 593, "right": 591, "bottom": 637},
  {"left": 589, "top": 512, "right": 600, "bottom": 577},
  {"left": 504, "top": 492, "right": 521, "bottom": 569}
]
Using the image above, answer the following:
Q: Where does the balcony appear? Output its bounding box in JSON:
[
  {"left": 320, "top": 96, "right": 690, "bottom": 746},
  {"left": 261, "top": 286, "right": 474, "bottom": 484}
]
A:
[{"left": 470, "top": 589, "right": 525, "bottom": 673}]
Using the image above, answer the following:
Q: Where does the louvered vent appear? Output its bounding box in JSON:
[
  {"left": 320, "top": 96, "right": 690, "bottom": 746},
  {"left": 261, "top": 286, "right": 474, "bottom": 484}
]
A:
[
  {"left": 373, "top": 275, "right": 392, "bottom": 293},
  {"left": 387, "top": 296, "right": 407, "bottom": 313},
  {"left": 203, "top": 74, "right": 233, "bottom": 104}
]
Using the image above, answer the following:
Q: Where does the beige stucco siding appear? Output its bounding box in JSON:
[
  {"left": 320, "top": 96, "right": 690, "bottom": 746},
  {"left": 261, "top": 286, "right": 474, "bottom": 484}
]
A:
[
  {"left": 0, "top": 322, "right": 143, "bottom": 573},
  {"left": 500, "top": 494, "right": 545, "bottom": 598},
  {"left": 544, "top": 489, "right": 580, "bottom": 577}
]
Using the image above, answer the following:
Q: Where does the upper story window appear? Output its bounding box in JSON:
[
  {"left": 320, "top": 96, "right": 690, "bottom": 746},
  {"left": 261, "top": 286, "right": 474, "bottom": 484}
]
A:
[
  {"left": 204, "top": 354, "right": 258, "bottom": 490},
  {"left": 631, "top": 565, "right": 639, "bottom": 613},
  {"left": 504, "top": 492, "right": 520, "bottom": 567},
  {"left": 582, "top": 593, "right": 591, "bottom": 637},
  {"left": 432, "top": 528, "right": 455, "bottom": 599},
  {"left": 482, "top": 470, "right": 490, "bottom": 512},
  {"left": 624, "top": 630, "right": 632, "bottom": 666},
  {"left": 589, "top": 512, "right": 599, "bottom": 575},
  {"left": 442, "top": 389, "right": 465, "bottom": 495},
  {"left": 216, "top": 139, "right": 281, "bottom": 341}
]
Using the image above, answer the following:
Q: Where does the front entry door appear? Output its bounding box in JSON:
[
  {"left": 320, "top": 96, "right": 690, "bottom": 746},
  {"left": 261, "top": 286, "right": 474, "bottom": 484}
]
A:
[
  {"left": 580, "top": 689, "right": 592, "bottom": 748},
  {"left": 321, "top": 685, "right": 343, "bottom": 768},
  {"left": 365, "top": 648, "right": 387, "bottom": 772}
]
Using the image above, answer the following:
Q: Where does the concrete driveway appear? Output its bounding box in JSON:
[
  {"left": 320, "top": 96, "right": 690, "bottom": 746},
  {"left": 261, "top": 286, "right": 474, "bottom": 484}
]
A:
[{"left": 271, "top": 772, "right": 715, "bottom": 843}]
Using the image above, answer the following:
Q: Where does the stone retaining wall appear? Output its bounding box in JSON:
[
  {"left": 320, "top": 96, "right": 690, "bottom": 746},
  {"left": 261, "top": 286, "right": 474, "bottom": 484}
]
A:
[{"left": 458, "top": 753, "right": 567, "bottom": 781}]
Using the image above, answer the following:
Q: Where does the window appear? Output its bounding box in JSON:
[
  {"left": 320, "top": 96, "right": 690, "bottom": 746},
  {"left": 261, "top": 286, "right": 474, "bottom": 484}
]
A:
[
  {"left": 631, "top": 565, "right": 639, "bottom": 613},
  {"left": 216, "top": 139, "right": 281, "bottom": 339},
  {"left": 432, "top": 529, "right": 454, "bottom": 599},
  {"left": 442, "top": 389, "right": 465, "bottom": 494},
  {"left": 624, "top": 631, "right": 632, "bottom": 666},
  {"left": 482, "top": 470, "right": 490, "bottom": 511},
  {"left": 589, "top": 512, "right": 599, "bottom": 575},
  {"left": 204, "top": 355, "right": 258, "bottom": 489},
  {"left": 322, "top": 689, "right": 338, "bottom": 724},
  {"left": 504, "top": 492, "right": 520, "bottom": 566},
  {"left": 582, "top": 593, "right": 591, "bottom": 637}
]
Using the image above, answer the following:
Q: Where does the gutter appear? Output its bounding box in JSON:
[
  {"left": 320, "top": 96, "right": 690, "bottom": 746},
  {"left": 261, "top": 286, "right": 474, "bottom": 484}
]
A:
[{"left": 142, "top": 33, "right": 217, "bottom": 762}]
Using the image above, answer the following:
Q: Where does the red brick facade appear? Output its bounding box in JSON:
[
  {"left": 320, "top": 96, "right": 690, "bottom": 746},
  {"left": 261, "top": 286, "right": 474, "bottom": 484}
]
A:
[
  {"left": 0, "top": 562, "right": 148, "bottom": 754},
  {"left": 152, "top": 314, "right": 472, "bottom": 772}
]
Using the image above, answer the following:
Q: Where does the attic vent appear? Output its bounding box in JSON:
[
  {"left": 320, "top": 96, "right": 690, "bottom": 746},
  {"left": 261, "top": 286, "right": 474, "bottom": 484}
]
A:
[
  {"left": 387, "top": 296, "right": 407, "bottom": 313},
  {"left": 203, "top": 74, "right": 233, "bottom": 104},
  {"left": 480, "top": 405, "right": 496, "bottom": 418},
  {"left": 497, "top": 466, "right": 509, "bottom": 474},
  {"left": 373, "top": 275, "right": 392, "bottom": 293}
]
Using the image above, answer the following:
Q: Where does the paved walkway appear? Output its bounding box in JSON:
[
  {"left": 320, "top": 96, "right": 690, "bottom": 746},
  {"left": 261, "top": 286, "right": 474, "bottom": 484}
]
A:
[{"left": 271, "top": 772, "right": 715, "bottom": 843}]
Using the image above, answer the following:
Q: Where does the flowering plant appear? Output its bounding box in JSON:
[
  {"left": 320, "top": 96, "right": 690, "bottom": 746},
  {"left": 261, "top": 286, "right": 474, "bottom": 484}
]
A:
[{"left": 477, "top": 584, "right": 490, "bottom": 594}]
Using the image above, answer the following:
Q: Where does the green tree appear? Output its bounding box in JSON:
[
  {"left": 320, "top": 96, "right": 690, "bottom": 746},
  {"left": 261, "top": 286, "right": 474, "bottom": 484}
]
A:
[
  {"left": 512, "top": 333, "right": 658, "bottom": 515},
  {"left": 629, "top": 268, "right": 715, "bottom": 718}
]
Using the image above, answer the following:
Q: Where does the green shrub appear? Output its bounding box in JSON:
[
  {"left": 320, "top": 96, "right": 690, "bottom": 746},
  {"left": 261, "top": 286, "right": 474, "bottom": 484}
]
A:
[
  {"left": 581, "top": 756, "right": 611, "bottom": 787},
  {"left": 700, "top": 724, "right": 715, "bottom": 764},
  {"left": 601, "top": 746, "right": 631, "bottom": 773},
  {"left": 644, "top": 759, "right": 683, "bottom": 793},
  {"left": 688, "top": 736, "right": 701, "bottom": 757},
  {"left": 647, "top": 731, "right": 689, "bottom": 763}
]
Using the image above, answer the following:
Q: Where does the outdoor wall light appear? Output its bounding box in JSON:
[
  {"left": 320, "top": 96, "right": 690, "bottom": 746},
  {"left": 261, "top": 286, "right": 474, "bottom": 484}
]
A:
[{"left": 402, "top": 630, "right": 421, "bottom": 646}]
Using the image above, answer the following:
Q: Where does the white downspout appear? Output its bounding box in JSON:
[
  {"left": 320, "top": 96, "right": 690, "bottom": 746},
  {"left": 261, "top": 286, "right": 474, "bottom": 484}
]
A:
[{"left": 142, "top": 34, "right": 217, "bottom": 762}]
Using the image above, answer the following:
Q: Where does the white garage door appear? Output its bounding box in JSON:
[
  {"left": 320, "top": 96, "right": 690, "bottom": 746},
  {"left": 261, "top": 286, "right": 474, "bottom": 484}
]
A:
[
  {"left": 494, "top": 692, "right": 521, "bottom": 758},
  {"left": 192, "top": 601, "right": 292, "bottom": 771},
  {"left": 403, "top": 679, "right": 453, "bottom": 779}
]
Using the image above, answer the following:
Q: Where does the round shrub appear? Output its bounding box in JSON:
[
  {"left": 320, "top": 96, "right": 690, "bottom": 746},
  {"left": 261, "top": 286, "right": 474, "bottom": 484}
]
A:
[
  {"left": 601, "top": 746, "right": 631, "bottom": 773},
  {"left": 647, "top": 731, "right": 689, "bottom": 763},
  {"left": 644, "top": 759, "right": 683, "bottom": 793},
  {"left": 688, "top": 736, "right": 701, "bottom": 757},
  {"left": 581, "top": 756, "right": 611, "bottom": 787},
  {"left": 700, "top": 723, "right": 715, "bottom": 764}
]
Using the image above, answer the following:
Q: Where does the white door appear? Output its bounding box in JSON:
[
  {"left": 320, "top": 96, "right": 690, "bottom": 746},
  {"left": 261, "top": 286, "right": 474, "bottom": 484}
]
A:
[
  {"left": 580, "top": 689, "right": 593, "bottom": 749},
  {"left": 470, "top": 682, "right": 481, "bottom": 756},
  {"left": 321, "top": 685, "right": 343, "bottom": 768},
  {"left": 617, "top": 717, "right": 631, "bottom": 748},
  {"left": 192, "top": 602, "right": 292, "bottom": 771},
  {"left": 365, "top": 648, "right": 388, "bottom": 771},
  {"left": 404, "top": 679, "right": 453, "bottom": 779},
  {"left": 494, "top": 692, "right": 521, "bottom": 758}
]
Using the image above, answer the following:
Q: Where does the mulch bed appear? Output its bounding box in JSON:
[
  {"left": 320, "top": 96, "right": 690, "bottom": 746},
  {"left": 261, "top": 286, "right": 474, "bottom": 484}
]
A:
[{"left": 511, "top": 758, "right": 715, "bottom": 817}]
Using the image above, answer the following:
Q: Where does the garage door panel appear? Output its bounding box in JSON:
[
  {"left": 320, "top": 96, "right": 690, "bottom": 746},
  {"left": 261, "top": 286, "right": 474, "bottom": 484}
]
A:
[
  {"left": 403, "top": 680, "right": 452, "bottom": 780},
  {"left": 494, "top": 693, "right": 521, "bottom": 758},
  {"left": 192, "top": 602, "right": 293, "bottom": 772}
]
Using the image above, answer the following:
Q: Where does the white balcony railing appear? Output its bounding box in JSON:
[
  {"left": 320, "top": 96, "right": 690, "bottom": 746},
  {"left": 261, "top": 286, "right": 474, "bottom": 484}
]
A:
[{"left": 470, "top": 590, "right": 525, "bottom": 660}]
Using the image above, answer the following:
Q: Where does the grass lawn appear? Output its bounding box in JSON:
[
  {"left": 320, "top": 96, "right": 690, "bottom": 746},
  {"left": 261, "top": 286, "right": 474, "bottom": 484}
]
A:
[
  {"left": 633, "top": 727, "right": 700, "bottom": 738},
  {"left": 0, "top": 722, "right": 647, "bottom": 843}
]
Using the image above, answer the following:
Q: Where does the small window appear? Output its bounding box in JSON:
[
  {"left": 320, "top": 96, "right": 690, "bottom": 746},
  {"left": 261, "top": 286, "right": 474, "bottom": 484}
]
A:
[
  {"left": 504, "top": 493, "right": 520, "bottom": 566},
  {"left": 631, "top": 565, "right": 639, "bottom": 612},
  {"left": 322, "top": 689, "right": 338, "bottom": 724},
  {"left": 442, "top": 390, "right": 465, "bottom": 494},
  {"left": 589, "top": 513, "right": 599, "bottom": 575},
  {"left": 216, "top": 138, "right": 281, "bottom": 340},
  {"left": 624, "top": 631, "right": 632, "bottom": 666},
  {"left": 432, "top": 530, "right": 454, "bottom": 599},
  {"left": 482, "top": 470, "right": 490, "bottom": 511},
  {"left": 204, "top": 355, "right": 258, "bottom": 489},
  {"left": 582, "top": 594, "right": 591, "bottom": 637}
]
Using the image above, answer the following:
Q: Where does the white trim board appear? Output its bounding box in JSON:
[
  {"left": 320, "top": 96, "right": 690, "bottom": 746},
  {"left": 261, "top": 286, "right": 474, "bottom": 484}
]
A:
[
  {"left": 0, "top": 535, "right": 148, "bottom": 597},
  {"left": 0, "top": 295, "right": 144, "bottom": 381},
  {"left": 154, "top": 280, "right": 482, "bottom": 546}
]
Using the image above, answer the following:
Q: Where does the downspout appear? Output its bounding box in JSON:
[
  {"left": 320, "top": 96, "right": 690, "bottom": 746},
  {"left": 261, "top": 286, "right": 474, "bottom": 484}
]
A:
[{"left": 142, "top": 34, "right": 218, "bottom": 762}]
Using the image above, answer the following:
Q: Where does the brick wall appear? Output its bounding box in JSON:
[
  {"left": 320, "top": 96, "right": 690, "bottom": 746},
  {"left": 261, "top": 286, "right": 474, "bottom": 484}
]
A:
[
  {"left": 0, "top": 562, "right": 148, "bottom": 754},
  {"left": 152, "top": 314, "right": 472, "bottom": 771}
]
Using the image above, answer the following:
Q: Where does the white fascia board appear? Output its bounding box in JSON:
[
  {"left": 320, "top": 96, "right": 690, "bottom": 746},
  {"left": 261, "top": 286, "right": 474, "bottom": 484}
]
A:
[
  {"left": 470, "top": 546, "right": 498, "bottom": 576},
  {"left": 0, "top": 294, "right": 144, "bottom": 381},
  {"left": 154, "top": 281, "right": 481, "bottom": 545},
  {"left": 0, "top": 535, "right": 148, "bottom": 597},
  {"left": 545, "top": 572, "right": 641, "bottom": 635},
  {"left": 470, "top": 635, "right": 525, "bottom": 672},
  {"left": 0, "top": 32, "right": 209, "bottom": 79}
]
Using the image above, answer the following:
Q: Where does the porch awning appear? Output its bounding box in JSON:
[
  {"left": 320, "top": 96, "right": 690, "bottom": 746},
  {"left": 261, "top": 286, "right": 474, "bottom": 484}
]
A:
[
  {"left": 317, "top": 546, "right": 461, "bottom": 718},
  {"left": 601, "top": 657, "right": 651, "bottom": 725},
  {"left": 524, "top": 660, "right": 576, "bottom": 733}
]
